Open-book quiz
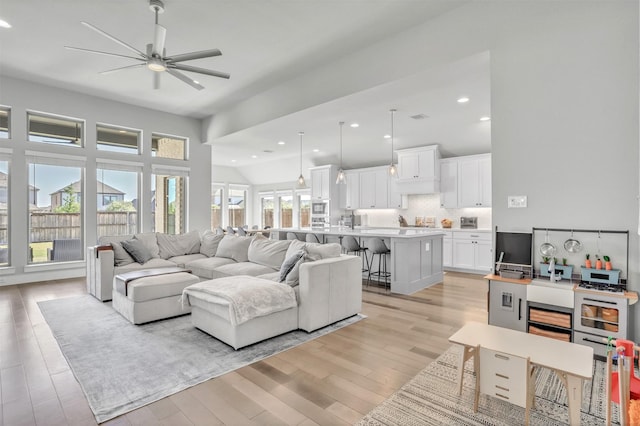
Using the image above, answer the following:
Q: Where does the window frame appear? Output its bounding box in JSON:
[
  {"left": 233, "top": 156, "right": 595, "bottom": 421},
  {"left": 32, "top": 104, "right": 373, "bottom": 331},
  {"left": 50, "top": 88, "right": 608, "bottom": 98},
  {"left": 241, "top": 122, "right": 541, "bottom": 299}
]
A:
[{"left": 27, "top": 110, "right": 85, "bottom": 148}]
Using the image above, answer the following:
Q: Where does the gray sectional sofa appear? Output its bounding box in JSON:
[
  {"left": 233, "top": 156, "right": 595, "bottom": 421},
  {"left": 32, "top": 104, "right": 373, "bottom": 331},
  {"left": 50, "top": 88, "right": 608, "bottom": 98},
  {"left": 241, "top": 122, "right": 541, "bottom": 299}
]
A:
[{"left": 86, "top": 230, "right": 362, "bottom": 333}]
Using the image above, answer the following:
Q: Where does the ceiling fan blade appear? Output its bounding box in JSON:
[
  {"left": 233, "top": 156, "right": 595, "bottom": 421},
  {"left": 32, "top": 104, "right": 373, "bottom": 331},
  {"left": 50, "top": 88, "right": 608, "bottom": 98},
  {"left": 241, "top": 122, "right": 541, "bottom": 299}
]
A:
[
  {"left": 166, "top": 68, "right": 205, "bottom": 90},
  {"left": 65, "top": 46, "right": 145, "bottom": 62},
  {"left": 81, "top": 21, "right": 147, "bottom": 59},
  {"left": 165, "top": 49, "right": 222, "bottom": 64},
  {"left": 170, "top": 63, "right": 230, "bottom": 79},
  {"left": 153, "top": 72, "right": 160, "bottom": 90},
  {"left": 153, "top": 24, "right": 166, "bottom": 56},
  {"left": 100, "top": 63, "right": 146, "bottom": 75}
]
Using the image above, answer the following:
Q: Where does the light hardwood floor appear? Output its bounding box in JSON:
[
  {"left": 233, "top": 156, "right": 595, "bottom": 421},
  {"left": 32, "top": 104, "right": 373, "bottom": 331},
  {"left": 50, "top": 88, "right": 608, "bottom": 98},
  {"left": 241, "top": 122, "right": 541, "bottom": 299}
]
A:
[{"left": 0, "top": 272, "right": 487, "bottom": 426}]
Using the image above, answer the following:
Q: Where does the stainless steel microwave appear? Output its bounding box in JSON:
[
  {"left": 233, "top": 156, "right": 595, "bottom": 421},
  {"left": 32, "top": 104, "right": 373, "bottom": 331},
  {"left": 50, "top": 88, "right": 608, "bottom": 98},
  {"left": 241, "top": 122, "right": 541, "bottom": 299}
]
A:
[{"left": 311, "top": 200, "right": 329, "bottom": 215}]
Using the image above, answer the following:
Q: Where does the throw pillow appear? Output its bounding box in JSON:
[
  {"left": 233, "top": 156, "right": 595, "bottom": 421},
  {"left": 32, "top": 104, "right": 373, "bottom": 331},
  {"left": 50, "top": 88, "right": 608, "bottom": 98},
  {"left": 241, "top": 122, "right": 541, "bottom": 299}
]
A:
[
  {"left": 133, "top": 232, "right": 160, "bottom": 258},
  {"left": 157, "top": 230, "right": 201, "bottom": 259},
  {"left": 284, "top": 252, "right": 308, "bottom": 287},
  {"left": 121, "top": 239, "right": 153, "bottom": 264},
  {"left": 279, "top": 249, "right": 305, "bottom": 283},
  {"left": 111, "top": 241, "right": 135, "bottom": 266},
  {"left": 200, "top": 230, "right": 224, "bottom": 257},
  {"left": 215, "top": 235, "right": 252, "bottom": 262},
  {"left": 285, "top": 239, "right": 306, "bottom": 260}
]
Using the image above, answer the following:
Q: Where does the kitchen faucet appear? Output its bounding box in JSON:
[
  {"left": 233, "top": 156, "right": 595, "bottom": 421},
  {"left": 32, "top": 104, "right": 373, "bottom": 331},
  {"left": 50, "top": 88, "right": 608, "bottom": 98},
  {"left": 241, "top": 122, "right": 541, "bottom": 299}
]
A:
[{"left": 548, "top": 257, "right": 559, "bottom": 282}]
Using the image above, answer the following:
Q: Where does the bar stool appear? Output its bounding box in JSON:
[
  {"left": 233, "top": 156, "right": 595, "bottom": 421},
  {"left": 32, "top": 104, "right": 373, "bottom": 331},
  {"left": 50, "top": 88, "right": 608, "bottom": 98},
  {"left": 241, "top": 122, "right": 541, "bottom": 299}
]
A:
[
  {"left": 305, "top": 233, "right": 322, "bottom": 244},
  {"left": 226, "top": 226, "right": 236, "bottom": 234},
  {"left": 236, "top": 227, "right": 247, "bottom": 236},
  {"left": 341, "top": 235, "right": 369, "bottom": 273},
  {"left": 367, "top": 238, "right": 390, "bottom": 290},
  {"left": 215, "top": 226, "right": 225, "bottom": 235},
  {"left": 286, "top": 232, "right": 298, "bottom": 240}
]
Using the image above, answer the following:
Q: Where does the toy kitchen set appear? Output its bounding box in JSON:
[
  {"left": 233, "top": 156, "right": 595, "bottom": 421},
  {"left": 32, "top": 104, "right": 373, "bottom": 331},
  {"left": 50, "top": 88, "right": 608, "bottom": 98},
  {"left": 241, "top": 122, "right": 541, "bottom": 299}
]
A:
[{"left": 488, "top": 227, "right": 638, "bottom": 358}]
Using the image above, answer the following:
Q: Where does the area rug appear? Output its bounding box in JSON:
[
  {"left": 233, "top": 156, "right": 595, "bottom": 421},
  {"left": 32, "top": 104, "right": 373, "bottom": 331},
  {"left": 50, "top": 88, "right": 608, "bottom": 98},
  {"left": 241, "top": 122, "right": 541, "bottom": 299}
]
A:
[
  {"left": 38, "top": 295, "right": 364, "bottom": 423},
  {"left": 357, "top": 345, "right": 619, "bottom": 425}
]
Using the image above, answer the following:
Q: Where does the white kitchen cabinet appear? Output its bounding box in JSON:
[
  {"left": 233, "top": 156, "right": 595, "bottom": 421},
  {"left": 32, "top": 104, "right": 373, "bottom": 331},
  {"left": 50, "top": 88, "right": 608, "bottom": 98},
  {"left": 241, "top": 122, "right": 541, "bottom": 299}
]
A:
[
  {"left": 451, "top": 231, "right": 492, "bottom": 273},
  {"left": 397, "top": 145, "right": 439, "bottom": 181},
  {"left": 387, "top": 176, "right": 406, "bottom": 209},
  {"left": 458, "top": 154, "right": 491, "bottom": 207},
  {"left": 439, "top": 158, "right": 458, "bottom": 208},
  {"left": 443, "top": 231, "right": 453, "bottom": 267},
  {"left": 341, "top": 170, "right": 360, "bottom": 209},
  {"left": 359, "top": 167, "right": 388, "bottom": 209},
  {"left": 310, "top": 166, "right": 331, "bottom": 200}
]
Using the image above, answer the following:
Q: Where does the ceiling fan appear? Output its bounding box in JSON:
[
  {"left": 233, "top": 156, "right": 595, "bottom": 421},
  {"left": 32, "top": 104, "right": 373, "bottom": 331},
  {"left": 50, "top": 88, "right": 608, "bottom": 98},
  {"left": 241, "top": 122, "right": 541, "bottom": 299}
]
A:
[{"left": 65, "top": 0, "right": 230, "bottom": 90}]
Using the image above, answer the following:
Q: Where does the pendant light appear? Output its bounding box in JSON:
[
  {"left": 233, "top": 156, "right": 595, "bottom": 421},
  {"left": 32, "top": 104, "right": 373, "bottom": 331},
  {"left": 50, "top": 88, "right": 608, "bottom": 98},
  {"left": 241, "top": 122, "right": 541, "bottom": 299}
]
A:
[
  {"left": 336, "top": 121, "right": 346, "bottom": 184},
  {"left": 388, "top": 108, "right": 398, "bottom": 177},
  {"left": 296, "top": 131, "right": 307, "bottom": 189}
]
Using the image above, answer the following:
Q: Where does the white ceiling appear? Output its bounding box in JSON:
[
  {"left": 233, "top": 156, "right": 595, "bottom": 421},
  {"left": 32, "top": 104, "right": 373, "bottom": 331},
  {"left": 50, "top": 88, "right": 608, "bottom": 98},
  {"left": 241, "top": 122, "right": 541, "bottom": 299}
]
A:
[{"left": 0, "top": 0, "right": 490, "bottom": 172}]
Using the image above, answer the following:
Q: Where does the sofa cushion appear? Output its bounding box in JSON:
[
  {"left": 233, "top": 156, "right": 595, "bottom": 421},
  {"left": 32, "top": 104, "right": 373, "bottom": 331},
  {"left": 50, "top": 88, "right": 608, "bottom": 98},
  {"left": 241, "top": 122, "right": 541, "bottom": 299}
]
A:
[
  {"left": 215, "top": 235, "right": 252, "bottom": 262},
  {"left": 200, "top": 230, "right": 224, "bottom": 257},
  {"left": 169, "top": 253, "right": 207, "bottom": 268},
  {"left": 256, "top": 271, "right": 280, "bottom": 282},
  {"left": 111, "top": 241, "right": 135, "bottom": 266},
  {"left": 213, "top": 262, "right": 277, "bottom": 278},
  {"left": 157, "top": 230, "right": 201, "bottom": 259},
  {"left": 284, "top": 251, "right": 311, "bottom": 287},
  {"left": 184, "top": 256, "right": 237, "bottom": 279},
  {"left": 305, "top": 242, "right": 341, "bottom": 260},
  {"left": 117, "top": 272, "right": 200, "bottom": 303},
  {"left": 248, "top": 236, "right": 291, "bottom": 270},
  {"left": 133, "top": 232, "right": 160, "bottom": 258},
  {"left": 98, "top": 234, "right": 133, "bottom": 246},
  {"left": 114, "top": 258, "right": 176, "bottom": 274},
  {"left": 121, "top": 239, "right": 154, "bottom": 264}
]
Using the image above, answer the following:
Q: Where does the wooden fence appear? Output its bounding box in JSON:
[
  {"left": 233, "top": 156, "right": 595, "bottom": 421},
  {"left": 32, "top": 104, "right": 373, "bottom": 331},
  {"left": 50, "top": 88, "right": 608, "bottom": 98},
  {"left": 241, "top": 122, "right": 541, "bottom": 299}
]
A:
[{"left": 28, "top": 212, "right": 138, "bottom": 242}]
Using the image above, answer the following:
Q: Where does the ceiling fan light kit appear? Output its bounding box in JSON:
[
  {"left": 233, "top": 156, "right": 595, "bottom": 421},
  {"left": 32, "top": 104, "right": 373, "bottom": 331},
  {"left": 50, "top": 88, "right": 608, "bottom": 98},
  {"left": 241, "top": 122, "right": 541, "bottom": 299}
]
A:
[{"left": 65, "top": 0, "right": 229, "bottom": 90}]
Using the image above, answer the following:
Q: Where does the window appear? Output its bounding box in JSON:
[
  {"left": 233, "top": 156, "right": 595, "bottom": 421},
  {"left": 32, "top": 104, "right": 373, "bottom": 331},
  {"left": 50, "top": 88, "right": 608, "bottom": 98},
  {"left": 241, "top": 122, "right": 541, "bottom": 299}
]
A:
[
  {"left": 279, "top": 192, "right": 293, "bottom": 228},
  {"left": 97, "top": 166, "right": 139, "bottom": 238},
  {"left": 299, "top": 193, "right": 311, "bottom": 227},
  {"left": 260, "top": 193, "right": 274, "bottom": 229},
  {"left": 152, "top": 168, "right": 186, "bottom": 235},
  {"left": 0, "top": 106, "right": 9, "bottom": 139},
  {"left": 97, "top": 124, "right": 141, "bottom": 154},
  {"left": 28, "top": 112, "right": 83, "bottom": 148},
  {"left": 0, "top": 160, "right": 9, "bottom": 266},
  {"left": 152, "top": 133, "right": 186, "bottom": 159},
  {"left": 228, "top": 187, "right": 246, "bottom": 228},
  {"left": 28, "top": 161, "right": 83, "bottom": 263},
  {"left": 211, "top": 186, "right": 223, "bottom": 229}
]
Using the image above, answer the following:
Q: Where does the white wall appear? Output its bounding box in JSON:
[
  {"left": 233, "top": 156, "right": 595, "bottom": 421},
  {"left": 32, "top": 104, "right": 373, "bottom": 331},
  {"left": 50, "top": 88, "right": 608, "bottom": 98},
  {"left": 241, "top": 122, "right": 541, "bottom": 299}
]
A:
[{"left": 0, "top": 76, "right": 211, "bottom": 285}]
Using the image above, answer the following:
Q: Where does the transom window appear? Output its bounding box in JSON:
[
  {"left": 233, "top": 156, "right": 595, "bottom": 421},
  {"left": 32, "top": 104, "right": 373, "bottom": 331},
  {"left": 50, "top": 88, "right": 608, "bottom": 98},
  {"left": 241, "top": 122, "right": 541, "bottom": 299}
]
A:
[
  {"left": 152, "top": 133, "right": 186, "bottom": 160},
  {"left": 0, "top": 106, "right": 10, "bottom": 139},
  {"left": 97, "top": 124, "right": 141, "bottom": 154},
  {"left": 28, "top": 112, "right": 83, "bottom": 148}
]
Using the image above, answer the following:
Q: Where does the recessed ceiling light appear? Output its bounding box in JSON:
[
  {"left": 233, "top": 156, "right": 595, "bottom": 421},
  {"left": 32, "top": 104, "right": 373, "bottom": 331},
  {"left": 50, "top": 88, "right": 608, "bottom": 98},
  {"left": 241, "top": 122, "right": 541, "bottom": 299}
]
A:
[
  {"left": 383, "top": 134, "right": 391, "bottom": 139},
  {"left": 277, "top": 141, "right": 285, "bottom": 145},
  {"left": 231, "top": 159, "right": 237, "bottom": 163},
  {"left": 350, "top": 123, "right": 359, "bottom": 128},
  {"left": 457, "top": 97, "right": 470, "bottom": 103},
  {"left": 312, "top": 149, "right": 320, "bottom": 153},
  {"left": 0, "top": 19, "right": 12, "bottom": 29},
  {"left": 251, "top": 155, "right": 258, "bottom": 158},
  {"left": 480, "top": 116, "right": 491, "bottom": 121},
  {"left": 119, "top": 130, "right": 127, "bottom": 133}
]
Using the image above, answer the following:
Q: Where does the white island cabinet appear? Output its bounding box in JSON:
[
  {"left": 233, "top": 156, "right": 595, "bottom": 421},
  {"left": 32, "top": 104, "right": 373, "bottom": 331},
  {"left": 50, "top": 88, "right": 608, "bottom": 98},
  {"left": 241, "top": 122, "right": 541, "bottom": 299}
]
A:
[{"left": 269, "top": 227, "right": 444, "bottom": 295}]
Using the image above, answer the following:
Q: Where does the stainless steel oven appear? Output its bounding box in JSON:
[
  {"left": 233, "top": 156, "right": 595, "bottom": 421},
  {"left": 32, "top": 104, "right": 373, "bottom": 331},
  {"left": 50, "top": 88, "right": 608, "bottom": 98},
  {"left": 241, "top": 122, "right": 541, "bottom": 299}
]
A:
[
  {"left": 573, "top": 290, "right": 628, "bottom": 358},
  {"left": 310, "top": 200, "right": 330, "bottom": 228}
]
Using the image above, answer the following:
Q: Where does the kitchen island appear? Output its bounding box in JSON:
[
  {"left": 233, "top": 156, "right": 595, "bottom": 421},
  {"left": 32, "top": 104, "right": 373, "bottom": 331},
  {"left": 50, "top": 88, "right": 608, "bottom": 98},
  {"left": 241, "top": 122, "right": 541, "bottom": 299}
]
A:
[{"left": 270, "top": 227, "right": 445, "bottom": 295}]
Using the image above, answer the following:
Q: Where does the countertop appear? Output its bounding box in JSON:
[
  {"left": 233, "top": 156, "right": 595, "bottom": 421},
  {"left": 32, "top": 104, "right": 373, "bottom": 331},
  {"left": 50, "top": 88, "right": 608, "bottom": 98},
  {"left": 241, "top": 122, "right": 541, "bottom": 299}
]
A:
[{"left": 271, "top": 226, "right": 446, "bottom": 239}]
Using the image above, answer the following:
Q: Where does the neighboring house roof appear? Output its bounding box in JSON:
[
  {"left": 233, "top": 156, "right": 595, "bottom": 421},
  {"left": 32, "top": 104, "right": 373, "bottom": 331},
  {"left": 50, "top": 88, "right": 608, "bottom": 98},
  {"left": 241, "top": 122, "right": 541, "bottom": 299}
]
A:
[{"left": 50, "top": 180, "right": 124, "bottom": 196}]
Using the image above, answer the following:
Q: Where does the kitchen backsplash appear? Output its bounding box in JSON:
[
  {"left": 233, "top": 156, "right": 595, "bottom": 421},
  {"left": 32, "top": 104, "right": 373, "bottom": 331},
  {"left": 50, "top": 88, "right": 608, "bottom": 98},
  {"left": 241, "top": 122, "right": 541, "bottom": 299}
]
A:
[{"left": 355, "top": 194, "right": 492, "bottom": 228}]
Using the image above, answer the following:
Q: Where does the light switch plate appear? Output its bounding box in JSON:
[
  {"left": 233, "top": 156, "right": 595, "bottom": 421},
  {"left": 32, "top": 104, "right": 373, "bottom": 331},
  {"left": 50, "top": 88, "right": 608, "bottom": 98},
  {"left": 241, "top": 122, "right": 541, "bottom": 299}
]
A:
[{"left": 508, "top": 195, "right": 527, "bottom": 208}]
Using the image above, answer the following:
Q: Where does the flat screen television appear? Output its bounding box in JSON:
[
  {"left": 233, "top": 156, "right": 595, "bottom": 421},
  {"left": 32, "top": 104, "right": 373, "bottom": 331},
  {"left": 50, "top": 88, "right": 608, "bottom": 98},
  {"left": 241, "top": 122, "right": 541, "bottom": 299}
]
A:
[{"left": 495, "top": 232, "right": 533, "bottom": 266}]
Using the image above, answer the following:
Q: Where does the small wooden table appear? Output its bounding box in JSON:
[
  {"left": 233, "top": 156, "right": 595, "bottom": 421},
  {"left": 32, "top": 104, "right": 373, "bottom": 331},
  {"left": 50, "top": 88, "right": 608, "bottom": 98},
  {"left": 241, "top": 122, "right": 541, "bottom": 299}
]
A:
[{"left": 449, "top": 321, "right": 593, "bottom": 425}]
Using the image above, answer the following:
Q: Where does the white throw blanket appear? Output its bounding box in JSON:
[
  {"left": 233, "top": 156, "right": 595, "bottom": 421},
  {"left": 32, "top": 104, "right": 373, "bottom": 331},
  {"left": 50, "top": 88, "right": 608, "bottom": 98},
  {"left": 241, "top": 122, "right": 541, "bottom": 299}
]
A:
[{"left": 182, "top": 276, "right": 297, "bottom": 326}]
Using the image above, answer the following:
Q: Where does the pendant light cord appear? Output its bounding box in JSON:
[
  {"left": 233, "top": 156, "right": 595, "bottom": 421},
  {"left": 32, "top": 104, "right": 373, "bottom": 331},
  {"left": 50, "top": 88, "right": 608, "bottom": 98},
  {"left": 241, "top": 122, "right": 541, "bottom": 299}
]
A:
[
  {"left": 339, "top": 121, "right": 344, "bottom": 168},
  {"left": 299, "top": 132, "right": 303, "bottom": 175},
  {"left": 390, "top": 108, "right": 396, "bottom": 164}
]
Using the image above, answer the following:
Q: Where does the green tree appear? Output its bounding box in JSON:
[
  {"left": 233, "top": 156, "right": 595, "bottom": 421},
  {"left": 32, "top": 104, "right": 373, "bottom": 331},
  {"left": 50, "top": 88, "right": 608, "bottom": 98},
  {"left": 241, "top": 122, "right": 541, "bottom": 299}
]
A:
[
  {"left": 106, "top": 200, "right": 136, "bottom": 212},
  {"left": 54, "top": 185, "right": 80, "bottom": 213}
]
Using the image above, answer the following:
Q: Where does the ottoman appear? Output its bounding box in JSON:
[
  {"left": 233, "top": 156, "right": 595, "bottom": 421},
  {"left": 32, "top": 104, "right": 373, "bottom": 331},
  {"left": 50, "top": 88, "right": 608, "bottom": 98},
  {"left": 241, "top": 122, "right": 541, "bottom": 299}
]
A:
[
  {"left": 112, "top": 269, "right": 200, "bottom": 324},
  {"left": 183, "top": 276, "right": 299, "bottom": 350}
]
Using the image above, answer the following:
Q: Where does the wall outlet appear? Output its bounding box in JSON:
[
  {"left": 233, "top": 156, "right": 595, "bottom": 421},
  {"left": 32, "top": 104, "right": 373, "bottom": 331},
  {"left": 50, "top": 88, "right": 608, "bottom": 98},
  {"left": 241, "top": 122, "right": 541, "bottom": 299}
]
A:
[
  {"left": 508, "top": 195, "right": 527, "bottom": 208},
  {"left": 425, "top": 242, "right": 430, "bottom": 251}
]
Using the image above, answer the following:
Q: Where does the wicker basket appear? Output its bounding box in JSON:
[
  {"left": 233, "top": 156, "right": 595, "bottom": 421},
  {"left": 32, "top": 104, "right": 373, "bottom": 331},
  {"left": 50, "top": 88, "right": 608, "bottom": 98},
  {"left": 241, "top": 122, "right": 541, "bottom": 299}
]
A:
[{"left": 581, "top": 304, "right": 598, "bottom": 328}]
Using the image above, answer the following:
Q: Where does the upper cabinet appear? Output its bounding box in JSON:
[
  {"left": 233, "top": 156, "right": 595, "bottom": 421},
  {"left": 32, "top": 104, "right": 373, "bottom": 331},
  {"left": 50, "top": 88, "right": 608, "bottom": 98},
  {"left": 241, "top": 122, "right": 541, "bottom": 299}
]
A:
[
  {"left": 339, "top": 166, "right": 407, "bottom": 210},
  {"left": 310, "top": 165, "right": 337, "bottom": 201},
  {"left": 440, "top": 153, "right": 491, "bottom": 208},
  {"left": 458, "top": 154, "right": 491, "bottom": 207},
  {"left": 395, "top": 145, "right": 440, "bottom": 194},
  {"left": 342, "top": 170, "right": 360, "bottom": 210},
  {"left": 359, "top": 167, "right": 388, "bottom": 209}
]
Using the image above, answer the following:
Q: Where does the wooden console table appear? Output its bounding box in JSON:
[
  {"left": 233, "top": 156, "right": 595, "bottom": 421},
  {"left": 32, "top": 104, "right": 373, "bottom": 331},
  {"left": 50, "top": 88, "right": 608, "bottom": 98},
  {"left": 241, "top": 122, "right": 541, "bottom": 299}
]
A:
[{"left": 449, "top": 321, "right": 593, "bottom": 425}]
